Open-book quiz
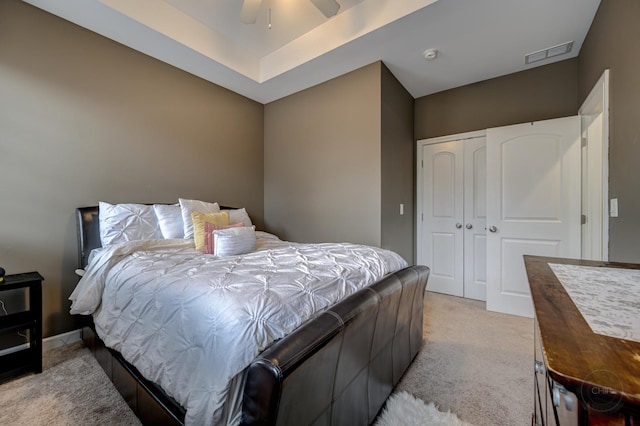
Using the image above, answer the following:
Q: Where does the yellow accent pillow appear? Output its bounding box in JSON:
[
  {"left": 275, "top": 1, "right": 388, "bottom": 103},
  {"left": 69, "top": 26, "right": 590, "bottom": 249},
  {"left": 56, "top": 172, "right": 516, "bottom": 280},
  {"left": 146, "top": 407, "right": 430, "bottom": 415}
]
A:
[{"left": 191, "top": 211, "right": 230, "bottom": 251}]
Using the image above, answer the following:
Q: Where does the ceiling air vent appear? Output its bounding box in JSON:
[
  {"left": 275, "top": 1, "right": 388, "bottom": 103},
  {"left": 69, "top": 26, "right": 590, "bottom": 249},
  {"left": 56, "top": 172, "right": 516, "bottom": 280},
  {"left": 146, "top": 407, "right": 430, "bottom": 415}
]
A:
[{"left": 525, "top": 41, "right": 574, "bottom": 64}]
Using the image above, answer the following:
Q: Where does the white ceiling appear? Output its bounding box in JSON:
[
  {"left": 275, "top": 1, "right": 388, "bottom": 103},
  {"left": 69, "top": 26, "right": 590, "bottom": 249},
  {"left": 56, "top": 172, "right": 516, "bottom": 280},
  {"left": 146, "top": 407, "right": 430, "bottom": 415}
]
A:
[{"left": 23, "top": 0, "right": 601, "bottom": 104}]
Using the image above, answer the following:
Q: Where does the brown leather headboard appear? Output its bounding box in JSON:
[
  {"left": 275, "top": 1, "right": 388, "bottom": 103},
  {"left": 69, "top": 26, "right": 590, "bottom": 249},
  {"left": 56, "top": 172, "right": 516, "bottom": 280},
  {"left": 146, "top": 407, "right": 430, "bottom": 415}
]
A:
[
  {"left": 76, "top": 204, "right": 235, "bottom": 269},
  {"left": 76, "top": 206, "right": 100, "bottom": 269}
]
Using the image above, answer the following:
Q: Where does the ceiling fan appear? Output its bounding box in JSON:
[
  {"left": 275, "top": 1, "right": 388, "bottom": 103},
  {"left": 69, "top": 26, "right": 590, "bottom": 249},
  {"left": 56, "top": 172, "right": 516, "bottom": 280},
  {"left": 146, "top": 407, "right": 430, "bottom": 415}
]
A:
[{"left": 240, "top": 0, "right": 341, "bottom": 24}]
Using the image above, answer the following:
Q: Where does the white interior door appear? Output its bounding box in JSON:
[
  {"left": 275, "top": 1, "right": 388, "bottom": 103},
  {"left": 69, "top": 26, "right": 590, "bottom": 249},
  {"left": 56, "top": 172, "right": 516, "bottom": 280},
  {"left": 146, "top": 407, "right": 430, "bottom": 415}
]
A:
[
  {"left": 579, "top": 69, "right": 609, "bottom": 261},
  {"left": 463, "top": 138, "right": 487, "bottom": 301},
  {"left": 486, "top": 117, "right": 581, "bottom": 317},
  {"left": 420, "top": 141, "right": 464, "bottom": 297}
]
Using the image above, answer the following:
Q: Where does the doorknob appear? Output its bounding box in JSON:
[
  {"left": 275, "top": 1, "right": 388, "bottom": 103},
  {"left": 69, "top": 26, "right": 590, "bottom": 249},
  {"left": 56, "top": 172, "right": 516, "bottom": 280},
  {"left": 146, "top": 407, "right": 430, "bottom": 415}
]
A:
[
  {"left": 489, "top": 226, "right": 498, "bottom": 233},
  {"left": 455, "top": 223, "right": 462, "bottom": 229},
  {"left": 466, "top": 223, "right": 473, "bottom": 229}
]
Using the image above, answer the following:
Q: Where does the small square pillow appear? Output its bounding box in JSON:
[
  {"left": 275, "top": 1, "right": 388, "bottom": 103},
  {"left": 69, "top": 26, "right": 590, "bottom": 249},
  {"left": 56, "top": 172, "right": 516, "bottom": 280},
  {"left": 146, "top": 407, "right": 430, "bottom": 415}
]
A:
[
  {"left": 153, "top": 204, "right": 184, "bottom": 239},
  {"left": 203, "top": 222, "right": 244, "bottom": 254},
  {"left": 179, "top": 198, "right": 220, "bottom": 239},
  {"left": 228, "top": 208, "right": 253, "bottom": 227},
  {"left": 191, "top": 211, "right": 229, "bottom": 251},
  {"left": 99, "top": 202, "right": 161, "bottom": 247},
  {"left": 213, "top": 226, "right": 256, "bottom": 257}
]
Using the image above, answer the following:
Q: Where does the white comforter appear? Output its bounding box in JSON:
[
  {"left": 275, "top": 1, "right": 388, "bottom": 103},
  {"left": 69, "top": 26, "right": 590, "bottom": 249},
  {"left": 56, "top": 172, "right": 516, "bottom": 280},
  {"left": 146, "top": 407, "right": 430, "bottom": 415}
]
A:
[{"left": 69, "top": 233, "right": 407, "bottom": 426}]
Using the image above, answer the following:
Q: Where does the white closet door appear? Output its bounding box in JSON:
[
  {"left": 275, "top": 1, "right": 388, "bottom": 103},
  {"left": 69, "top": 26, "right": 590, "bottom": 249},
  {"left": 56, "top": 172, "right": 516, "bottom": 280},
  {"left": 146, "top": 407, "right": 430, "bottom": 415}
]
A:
[
  {"left": 420, "top": 141, "right": 464, "bottom": 297},
  {"left": 486, "top": 117, "right": 581, "bottom": 317},
  {"left": 463, "top": 138, "right": 487, "bottom": 301}
]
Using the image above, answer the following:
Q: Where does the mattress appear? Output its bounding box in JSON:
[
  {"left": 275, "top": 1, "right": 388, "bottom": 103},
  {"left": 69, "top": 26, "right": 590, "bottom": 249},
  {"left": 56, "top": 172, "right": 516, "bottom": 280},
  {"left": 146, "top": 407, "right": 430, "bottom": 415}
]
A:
[{"left": 69, "top": 232, "right": 407, "bottom": 426}]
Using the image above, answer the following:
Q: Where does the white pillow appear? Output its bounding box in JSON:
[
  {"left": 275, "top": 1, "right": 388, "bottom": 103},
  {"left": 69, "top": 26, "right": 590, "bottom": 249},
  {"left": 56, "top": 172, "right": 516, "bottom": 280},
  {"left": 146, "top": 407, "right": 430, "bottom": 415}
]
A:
[
  {"left": 99, "top": 202, "right": 161, "bottom": 247},
  {"left": 214, "top": 226, "right": 256, "bottom": 257},
  {"left": 179, "top": 198, "right": 220, "bottom": 239},
  {"left": 228, "top": 208, "right": 253, "bottom": 227},
  {"left": 153, "top": 204, "right": 184, "bottom": 239}
]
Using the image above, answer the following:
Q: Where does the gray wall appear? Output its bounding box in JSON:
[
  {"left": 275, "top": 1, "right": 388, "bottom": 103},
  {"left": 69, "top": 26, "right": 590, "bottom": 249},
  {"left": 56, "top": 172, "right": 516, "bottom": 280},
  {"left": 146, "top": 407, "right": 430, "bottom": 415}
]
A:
[
  {"left": 0, "top": 0, "right": 264, "bottom": 341},
  {"left": 264, "top": 62, "right": 416, "bottom": 264},
  {"left": 6, "top": 0, "right": 634, "bottom": 345},
  {"left": 264, "top": 62, "right": 382, "bottom": 246},
  {"left": 381, "top": 65, "right": 415, "bottom": 263},
  {"left": 415, "top": 59, "right": 579, "bottom": 140},
  {"left": 578, "top": 0, "right": 640, "bottom": 262}
]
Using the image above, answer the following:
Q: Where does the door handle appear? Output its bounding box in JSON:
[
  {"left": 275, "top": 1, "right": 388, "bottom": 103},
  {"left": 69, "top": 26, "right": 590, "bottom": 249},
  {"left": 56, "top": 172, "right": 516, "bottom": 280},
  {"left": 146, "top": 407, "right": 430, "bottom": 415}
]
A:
[
  {"left": 489, "top": 226, "right": 498, "bottom": 233},
  {"left": 455, "top": 223, "right": 462, "bottom": 229},
  {"left": 466, "top": 223, "right": 473, "bottom": 229}
]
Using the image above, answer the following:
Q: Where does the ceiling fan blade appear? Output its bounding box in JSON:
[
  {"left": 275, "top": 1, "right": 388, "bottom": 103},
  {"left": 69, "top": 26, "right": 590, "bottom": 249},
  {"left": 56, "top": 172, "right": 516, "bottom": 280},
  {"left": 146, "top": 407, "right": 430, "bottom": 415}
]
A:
[
  {"left": 240, "top": 0, "right": 262, "bottom": 24},
  {"left": 310, "top": 0, "right": 340, "bottom": 18}
]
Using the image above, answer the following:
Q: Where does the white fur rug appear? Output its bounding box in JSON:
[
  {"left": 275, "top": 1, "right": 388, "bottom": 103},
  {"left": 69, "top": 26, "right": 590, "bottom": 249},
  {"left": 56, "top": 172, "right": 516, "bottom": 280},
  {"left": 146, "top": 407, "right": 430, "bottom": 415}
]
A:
[{"left": 375, "top": 391, "right": 476, "bottom": 426}]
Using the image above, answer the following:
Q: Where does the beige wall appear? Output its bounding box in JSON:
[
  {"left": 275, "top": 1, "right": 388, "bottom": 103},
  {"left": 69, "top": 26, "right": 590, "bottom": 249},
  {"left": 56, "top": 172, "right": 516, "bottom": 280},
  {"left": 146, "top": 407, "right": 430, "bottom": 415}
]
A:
[
  {"left": 264, "top": 63, "right": 382, "bottom": 246},
  {"left": 0, "top": 0, "right": 264, "bottom": 341},
  {"left": 415, "top": 59, "right": 579, "bottom": 140},
  {"left": 381, "top": 65, "right": 415, "bottom": 263},
  {"left": 264, "top": 62, "right": 416, "bottom": 263},
  {"left": 6, "top": 0, "right": 629, "bottom": 347},
  {"left": 578, "top": 0, "right": 640, "bottom": 262}
]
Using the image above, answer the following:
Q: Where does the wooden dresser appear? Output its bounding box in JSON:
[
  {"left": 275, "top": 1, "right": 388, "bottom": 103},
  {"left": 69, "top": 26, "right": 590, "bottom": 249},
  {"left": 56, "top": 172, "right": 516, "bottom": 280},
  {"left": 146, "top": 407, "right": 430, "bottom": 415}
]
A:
[{"left": 525, "top": 256, "right": 640, "bottom": 425}]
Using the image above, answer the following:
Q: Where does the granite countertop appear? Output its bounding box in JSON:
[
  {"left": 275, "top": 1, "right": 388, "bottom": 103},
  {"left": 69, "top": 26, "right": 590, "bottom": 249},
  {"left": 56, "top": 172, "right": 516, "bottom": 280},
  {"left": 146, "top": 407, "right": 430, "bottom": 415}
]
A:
[{"left": 549, "top": 263, "right": 640, "bottom": 343}]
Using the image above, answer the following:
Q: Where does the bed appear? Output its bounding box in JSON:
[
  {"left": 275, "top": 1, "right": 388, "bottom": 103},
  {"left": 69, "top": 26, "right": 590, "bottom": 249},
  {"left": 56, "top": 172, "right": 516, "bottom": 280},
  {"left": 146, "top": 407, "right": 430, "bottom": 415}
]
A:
[{"left": 72, "top": 203, "right": 430, "bottom": 426}]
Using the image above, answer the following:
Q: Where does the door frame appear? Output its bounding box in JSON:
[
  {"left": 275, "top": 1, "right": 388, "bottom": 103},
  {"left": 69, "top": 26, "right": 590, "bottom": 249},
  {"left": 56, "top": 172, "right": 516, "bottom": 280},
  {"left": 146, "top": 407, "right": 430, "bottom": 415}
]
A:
[
  {"left": 416, "top": 129, "right": 486, "bottom": 273},
  {"left": 579, "top": 69, "right": 610, "bottom": 261}
]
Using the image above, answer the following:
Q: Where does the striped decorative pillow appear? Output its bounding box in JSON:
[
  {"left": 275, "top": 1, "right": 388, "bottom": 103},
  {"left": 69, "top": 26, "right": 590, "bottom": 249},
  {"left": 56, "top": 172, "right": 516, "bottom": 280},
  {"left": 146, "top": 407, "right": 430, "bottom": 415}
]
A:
[
  {"left": 204, "top": 222, "right": 244, "bottom": 254},
  {"left": 213, "top": 226, "right": 256, "bottom": 257}
]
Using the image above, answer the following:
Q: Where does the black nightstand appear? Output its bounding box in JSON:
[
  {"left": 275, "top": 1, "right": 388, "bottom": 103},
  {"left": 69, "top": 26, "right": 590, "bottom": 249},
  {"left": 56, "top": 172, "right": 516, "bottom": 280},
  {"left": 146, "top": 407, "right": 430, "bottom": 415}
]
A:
[{"left": 0, "top": 272, "right": 43, "bottom": 383}]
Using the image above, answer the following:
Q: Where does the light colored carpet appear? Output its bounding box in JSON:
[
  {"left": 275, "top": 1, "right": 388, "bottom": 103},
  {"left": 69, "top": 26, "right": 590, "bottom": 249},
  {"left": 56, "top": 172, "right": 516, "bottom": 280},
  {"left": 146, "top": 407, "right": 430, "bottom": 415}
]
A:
[
  {"left": 0, "top": 342, "right": 141, "bottom": 426},
  {"left": 396, "top": 291, "right": 534, "bottom": 426},
  {"left": 0, "top": 291, "right": 533, "bottom": 425}
]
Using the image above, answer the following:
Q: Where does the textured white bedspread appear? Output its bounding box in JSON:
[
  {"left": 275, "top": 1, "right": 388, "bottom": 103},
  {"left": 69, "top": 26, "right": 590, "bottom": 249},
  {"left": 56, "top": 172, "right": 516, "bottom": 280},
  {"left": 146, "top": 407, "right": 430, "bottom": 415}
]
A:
[{"left": 69, "top": 233, "right": 407, "bottom": 426}]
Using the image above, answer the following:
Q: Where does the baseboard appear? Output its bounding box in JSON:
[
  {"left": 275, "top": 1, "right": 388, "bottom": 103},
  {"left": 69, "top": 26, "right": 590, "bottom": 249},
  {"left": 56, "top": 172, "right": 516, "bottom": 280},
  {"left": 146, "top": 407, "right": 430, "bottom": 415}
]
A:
[
  {"left": 0, "top": 329, "right": 82, "bottom": 357},
  {"left": 43, "top": 329, "right": 82, "bottom": 351}
]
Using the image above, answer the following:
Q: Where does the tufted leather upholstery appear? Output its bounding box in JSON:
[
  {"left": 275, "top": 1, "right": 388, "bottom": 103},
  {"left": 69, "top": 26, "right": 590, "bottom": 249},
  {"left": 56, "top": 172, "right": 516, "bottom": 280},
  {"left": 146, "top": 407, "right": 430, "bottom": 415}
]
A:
[{"left": 241, "top": 265, "right": 430, "bottom": 426}]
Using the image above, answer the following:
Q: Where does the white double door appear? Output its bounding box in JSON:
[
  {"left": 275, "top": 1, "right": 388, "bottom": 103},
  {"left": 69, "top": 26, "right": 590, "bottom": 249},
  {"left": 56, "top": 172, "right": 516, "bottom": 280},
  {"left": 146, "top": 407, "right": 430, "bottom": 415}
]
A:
[
  {"left": 419, "top": 136, "right": 487, "bottom": 301},
  {"left": 418, "top": 117, "right": 582, "bottom": 317}
]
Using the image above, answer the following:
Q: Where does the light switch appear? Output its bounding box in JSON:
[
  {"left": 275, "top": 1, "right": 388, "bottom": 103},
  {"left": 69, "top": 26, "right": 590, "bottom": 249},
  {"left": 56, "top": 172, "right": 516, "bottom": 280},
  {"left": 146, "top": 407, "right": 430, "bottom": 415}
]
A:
[
  {"left": 400, "top": 204, "right": 404, "bottom": 215},
  {"left": 610, "top": 198, "right": 619, "bottom": 217}
]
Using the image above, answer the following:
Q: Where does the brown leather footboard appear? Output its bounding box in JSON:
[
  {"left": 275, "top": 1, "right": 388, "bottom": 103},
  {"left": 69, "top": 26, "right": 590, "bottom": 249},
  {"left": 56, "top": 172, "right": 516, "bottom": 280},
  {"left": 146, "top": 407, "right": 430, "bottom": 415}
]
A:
[{"left": 241, "top": 265, "right": 430, "bottom": 426}]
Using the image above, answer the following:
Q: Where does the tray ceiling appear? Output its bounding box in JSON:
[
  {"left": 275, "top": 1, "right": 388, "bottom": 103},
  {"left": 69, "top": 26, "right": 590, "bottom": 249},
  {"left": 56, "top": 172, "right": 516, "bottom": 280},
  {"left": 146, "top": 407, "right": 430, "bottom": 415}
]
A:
[{"left": 23, "top": 0, "right": 601, "bottom": 103}]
